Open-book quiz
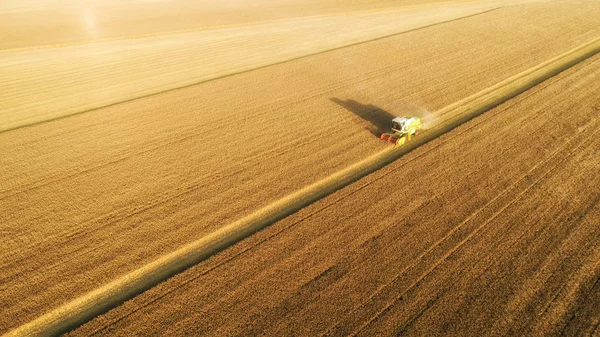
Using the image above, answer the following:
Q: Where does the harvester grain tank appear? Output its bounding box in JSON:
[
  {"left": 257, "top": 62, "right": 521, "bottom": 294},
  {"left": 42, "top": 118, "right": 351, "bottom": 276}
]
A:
[{"left": 380, "top": 116, "right": 422, "bottom": 147}]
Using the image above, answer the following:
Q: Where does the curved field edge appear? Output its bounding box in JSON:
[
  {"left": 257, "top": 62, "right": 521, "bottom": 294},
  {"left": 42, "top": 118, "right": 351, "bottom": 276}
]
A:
[
  {"left": 0, "top": 7, "right": 500, "bottom": 134},
  {"left": 6, "top": 36, "right": 600, "bottom": 337}
]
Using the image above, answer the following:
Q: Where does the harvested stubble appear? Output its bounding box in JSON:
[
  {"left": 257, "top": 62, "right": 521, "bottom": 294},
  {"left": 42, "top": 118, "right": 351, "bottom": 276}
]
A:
[
  {"left": 0, "top": 0, "right": 527, "bottom": 132},
  {"left": 71, "top": 52, "right": 600, "bottom": 337},
  {"left": 6, "top": 18, "right": 600, "bottom": 337},
  {"left": 2, "top": 0, "right": 600, "bottom": 335},
  {"left": 0, "top": 0, "right": 458, "bottom": 50}
]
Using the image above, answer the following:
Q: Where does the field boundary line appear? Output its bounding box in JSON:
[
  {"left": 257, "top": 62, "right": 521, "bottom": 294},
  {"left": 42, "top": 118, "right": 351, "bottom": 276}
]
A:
[
  {"left": 0, "top": 7, "right": 502, "bottom": 134},
  {"left": 6, "top": 36, "right": 600, "bottom": 337}
]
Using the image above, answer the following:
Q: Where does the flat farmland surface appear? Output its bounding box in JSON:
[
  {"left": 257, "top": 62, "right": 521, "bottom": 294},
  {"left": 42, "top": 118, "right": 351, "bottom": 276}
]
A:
[
  {"left": 70, "top": 52, "right": 600, "bottom": 337},
  {"left": 0, "top": 0, "right": 460, "bottom": 50},
  {"left": 0, "top": 0, "right": 553, "bottom": 132},
  {"left": 2, "top": 0, "right": 600, "bottom": 334}
]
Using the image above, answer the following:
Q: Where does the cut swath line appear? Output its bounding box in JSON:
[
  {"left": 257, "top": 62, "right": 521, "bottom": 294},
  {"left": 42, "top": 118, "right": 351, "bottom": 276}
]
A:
[
  {"left": 83, "top": 101, "right": 510, "bottom": 334},
  {"left": 5, "top": 36, "right": 600, "bottom": 337}
]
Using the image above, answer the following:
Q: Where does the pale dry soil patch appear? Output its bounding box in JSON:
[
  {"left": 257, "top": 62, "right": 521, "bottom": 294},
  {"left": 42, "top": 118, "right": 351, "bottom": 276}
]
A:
[
  {"left": 0, "top": 0, "right": 456, "bottom": 49},
  {"left": 0, "top": 0, "right": 544, "bottom": 50}
]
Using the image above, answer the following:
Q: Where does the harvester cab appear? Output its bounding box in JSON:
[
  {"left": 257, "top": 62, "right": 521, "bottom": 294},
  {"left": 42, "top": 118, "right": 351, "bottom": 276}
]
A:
[{"left": 380, "top": 116, "right": 422, "bottom": 147}]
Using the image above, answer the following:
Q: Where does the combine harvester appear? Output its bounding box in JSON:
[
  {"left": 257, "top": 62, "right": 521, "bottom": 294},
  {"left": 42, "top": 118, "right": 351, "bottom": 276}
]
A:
[{"left": 380, "top": 116, "right": 423, "bottom": 147}]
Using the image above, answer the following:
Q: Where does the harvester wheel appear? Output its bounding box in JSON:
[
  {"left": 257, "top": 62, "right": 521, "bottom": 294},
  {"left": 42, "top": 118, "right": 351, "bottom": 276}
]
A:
[{"left": 380, "top": 133, "right": 386, "bottom": 140}]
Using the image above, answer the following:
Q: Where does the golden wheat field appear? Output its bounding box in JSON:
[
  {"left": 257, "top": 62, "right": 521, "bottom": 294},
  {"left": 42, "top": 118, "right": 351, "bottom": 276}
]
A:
[{"left": 1, "top": 0, "right": 600, "bottom": 336}]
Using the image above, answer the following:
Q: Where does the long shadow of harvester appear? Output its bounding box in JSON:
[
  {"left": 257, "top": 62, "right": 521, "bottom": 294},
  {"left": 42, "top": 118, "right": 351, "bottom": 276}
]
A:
[{"left": 331, "top": 98, "right": 396, "bottom": 137}]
